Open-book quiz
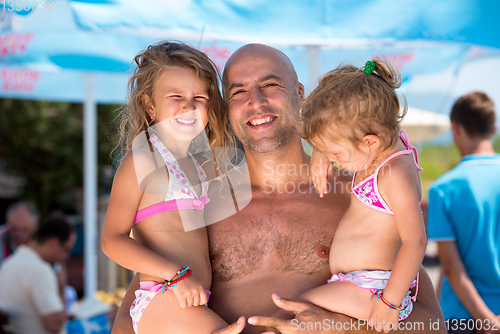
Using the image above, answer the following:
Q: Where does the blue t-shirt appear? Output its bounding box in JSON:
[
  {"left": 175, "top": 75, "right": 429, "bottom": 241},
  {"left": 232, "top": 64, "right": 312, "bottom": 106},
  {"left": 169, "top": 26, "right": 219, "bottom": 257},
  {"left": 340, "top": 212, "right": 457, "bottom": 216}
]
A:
[{"left": 428, "top": 154, "right": 500, "bottom": 319}]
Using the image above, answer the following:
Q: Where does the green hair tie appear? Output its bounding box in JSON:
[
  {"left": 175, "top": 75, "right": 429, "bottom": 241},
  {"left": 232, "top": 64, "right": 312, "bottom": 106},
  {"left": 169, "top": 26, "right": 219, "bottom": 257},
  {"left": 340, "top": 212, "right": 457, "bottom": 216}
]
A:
[{"left": 364, "top": 60, "right": 375, "bottom": 74}]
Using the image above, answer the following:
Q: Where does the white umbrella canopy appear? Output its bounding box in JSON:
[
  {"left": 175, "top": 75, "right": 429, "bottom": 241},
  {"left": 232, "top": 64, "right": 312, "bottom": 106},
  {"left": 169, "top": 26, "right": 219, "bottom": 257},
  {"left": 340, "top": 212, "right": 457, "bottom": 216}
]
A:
[{"left": 401, "top": 107, "right": 451, "bottom": 142}]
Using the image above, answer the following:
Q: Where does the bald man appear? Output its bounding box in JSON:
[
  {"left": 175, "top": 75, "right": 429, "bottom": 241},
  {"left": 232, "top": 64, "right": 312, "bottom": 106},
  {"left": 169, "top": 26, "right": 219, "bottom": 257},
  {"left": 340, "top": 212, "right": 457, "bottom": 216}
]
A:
[{"left": 112, "top": 44, "right": 445, "bottom": 333}]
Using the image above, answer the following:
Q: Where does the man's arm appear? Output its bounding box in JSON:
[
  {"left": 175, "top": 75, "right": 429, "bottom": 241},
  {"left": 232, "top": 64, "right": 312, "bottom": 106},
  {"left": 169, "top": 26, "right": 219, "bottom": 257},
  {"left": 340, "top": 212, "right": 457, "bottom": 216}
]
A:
[
  {"left": 32, "top": 264, "right": 67, "bottom": 334},
  {"left": 438, "top": 241, "right": 497, "bottom": 323},
  {"left": 249, "top": 267, "right": 446, "bottom": 333},
  {"left": 42, "top": 311, "right": 66, "bottom": 334}
]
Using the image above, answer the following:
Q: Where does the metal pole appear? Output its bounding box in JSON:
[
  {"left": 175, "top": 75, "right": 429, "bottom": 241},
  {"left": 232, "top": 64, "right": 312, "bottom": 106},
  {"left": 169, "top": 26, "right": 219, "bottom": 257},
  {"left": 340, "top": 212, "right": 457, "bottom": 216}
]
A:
[
  {"left": 307, "top": 45, "right": 320, "bottom": 96},
  {"left": 83, "top": 73, "right": 98, "bottom": 298}
]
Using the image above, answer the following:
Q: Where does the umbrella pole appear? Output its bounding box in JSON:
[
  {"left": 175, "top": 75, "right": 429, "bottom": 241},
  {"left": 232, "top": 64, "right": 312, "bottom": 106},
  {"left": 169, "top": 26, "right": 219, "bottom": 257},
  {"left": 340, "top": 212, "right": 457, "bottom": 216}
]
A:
[
  {"left": 308, "top": 45, "right": 319, "bottom": 95},
  {"left": 83, "top": 73, "right": 98, "bottom": 298}
]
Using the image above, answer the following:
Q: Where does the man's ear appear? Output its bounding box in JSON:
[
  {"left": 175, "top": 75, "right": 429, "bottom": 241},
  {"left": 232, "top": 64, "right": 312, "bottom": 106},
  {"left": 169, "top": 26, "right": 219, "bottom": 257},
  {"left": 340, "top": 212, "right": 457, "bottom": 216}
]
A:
[
  {"left": 297, "top": 83, "right": 305, "bottom": 101},
  {"left": 362, "top": 134, "right": 381, "bottom": 151},
  {"left": 493, "top": 123, "right": 498, "bottom": 135},
  {"left": 142, "top": 94, "right": 153, "bottom": 116},
  {"left": 451, "top": 120, "right": 463, "bottom": 138}
]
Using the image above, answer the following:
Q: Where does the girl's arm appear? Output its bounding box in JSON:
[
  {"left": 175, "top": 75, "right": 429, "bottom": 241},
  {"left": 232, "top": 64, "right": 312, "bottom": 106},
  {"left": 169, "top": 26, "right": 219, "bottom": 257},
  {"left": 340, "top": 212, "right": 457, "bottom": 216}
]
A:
[
  {"left": 370, "top": 163, "right": 427, "bottom": 328},
  {"left": 101, "top": 150, "right": 183, "bottom": 281}
]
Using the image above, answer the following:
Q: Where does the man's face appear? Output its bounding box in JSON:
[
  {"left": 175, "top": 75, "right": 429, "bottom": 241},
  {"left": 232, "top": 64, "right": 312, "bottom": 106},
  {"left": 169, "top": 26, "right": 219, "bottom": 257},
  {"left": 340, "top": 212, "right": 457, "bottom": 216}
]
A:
[
  {"left": 224, "top": 49, "right": 302, "bottom": 154},
  {"left": 7, "top": 207, "right": 37, "bottom": 246},
  {"left": 48, "top": 232, "right": 76, "bottom": 264}
]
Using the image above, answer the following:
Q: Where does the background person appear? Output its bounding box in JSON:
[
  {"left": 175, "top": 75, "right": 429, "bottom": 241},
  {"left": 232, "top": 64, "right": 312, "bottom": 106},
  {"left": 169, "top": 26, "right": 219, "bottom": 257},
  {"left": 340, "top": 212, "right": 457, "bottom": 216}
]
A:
[
  {"left": 0, "top": 201, "right": 39, "bottom": 263},
  {"left": 427, "top": 92, "right": 500, "bottom": 334},
  {"left": 0, "top": 216, "right": 76, "bottom": 334}
]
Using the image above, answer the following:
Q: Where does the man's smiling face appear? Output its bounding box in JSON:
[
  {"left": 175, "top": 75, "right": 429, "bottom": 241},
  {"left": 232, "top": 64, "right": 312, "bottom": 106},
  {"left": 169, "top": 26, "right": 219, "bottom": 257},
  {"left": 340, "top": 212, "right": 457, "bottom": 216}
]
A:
[{"left": 223, "top": 45, "right": 303, "bottom": 154}]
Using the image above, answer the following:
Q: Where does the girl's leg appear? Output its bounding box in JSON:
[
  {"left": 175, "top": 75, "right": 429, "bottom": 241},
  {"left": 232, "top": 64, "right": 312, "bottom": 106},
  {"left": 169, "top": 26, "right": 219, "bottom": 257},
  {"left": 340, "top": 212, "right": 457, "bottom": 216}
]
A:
[
  {"left": 137, "top": 290, "right": 229, "bottom": 334},
  {"left": 297, "top": 281, "right": 374, "bottom": 320}
]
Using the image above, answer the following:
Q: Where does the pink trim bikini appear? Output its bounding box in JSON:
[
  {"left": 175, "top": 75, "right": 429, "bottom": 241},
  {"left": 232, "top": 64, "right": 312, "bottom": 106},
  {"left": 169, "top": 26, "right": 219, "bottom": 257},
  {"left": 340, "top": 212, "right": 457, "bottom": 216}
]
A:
[
  {"left": 329, "top": 131, "right": 423, "bottom": 321},
  {"left": 351, "top": 130, "right": 423, "bottom": 215},
  {"left": 133, "top": 132, "right": 210, "bottom": 226},
  {"left": 130, "top": 132, "right": 211, "bottom": 333},
  {"left": 130, "top": 281, "right": 212, "bottom": 333}
]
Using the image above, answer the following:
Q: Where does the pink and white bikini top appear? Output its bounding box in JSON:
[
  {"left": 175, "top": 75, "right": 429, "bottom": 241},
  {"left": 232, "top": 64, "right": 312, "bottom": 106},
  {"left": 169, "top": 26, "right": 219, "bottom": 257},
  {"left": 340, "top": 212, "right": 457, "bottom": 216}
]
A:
[
  {"left": 133, "top": 133, "right": 210, "bottom": 226},
  {"left": 351, "top": 131, "right": 423, "bottom": 215}
]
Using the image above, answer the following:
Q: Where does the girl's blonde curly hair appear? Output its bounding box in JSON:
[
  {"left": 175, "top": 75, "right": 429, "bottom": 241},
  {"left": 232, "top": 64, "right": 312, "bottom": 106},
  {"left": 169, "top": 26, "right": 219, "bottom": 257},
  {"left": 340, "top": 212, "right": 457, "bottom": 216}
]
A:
[
  {"left": 301, "top": 58, "right": 407, "bottom": 154},
  {"left": 114, "top": 41, "right": 234, "bottom": 173}
]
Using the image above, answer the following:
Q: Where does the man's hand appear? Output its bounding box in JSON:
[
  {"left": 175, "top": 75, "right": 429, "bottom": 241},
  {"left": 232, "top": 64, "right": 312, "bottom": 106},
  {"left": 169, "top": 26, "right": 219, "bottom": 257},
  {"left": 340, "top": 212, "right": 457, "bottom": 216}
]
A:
[
  {"left": 212, "top": 316, "right": 246, "bottom": 334},
  {"left": 247, "top": 294, "right": 337, "bottom": 334}
]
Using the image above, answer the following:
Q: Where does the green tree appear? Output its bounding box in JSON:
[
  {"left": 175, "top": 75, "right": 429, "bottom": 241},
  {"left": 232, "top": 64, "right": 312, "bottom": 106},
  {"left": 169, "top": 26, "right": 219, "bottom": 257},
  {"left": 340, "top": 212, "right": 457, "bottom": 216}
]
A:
[
  {"left": 0, "top": 99, "right": 119, "bottom": 214},
  {"left": 419, "top": 134, "right": 500, "bottom": 198}
]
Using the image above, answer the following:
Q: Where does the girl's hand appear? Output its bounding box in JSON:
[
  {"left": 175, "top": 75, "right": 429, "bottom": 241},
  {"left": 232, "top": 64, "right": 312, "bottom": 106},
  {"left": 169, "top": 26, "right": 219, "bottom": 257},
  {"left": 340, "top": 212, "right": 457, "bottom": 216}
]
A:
[
  {"left": 171, "top": 275, "right": 208, "bottom": 308},
  {"left": 310, "top": 150, "right": 331, "bottom": 198},
  {"left": 368, "top": 294, "right": 399, "bottom": 333}
]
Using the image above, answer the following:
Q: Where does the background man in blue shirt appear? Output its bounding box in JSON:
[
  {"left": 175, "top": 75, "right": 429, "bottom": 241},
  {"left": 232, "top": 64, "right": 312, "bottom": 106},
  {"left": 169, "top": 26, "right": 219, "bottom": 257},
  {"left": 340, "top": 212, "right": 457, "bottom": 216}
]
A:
[{"left": 428, "top": 92, "right": 500, "bottom": 334}]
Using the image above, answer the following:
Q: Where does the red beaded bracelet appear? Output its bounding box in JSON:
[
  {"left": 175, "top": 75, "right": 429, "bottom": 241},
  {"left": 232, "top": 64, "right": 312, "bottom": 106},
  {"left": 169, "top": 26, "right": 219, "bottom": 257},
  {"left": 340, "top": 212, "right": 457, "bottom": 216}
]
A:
[
  {"left": 162, "top": 267, "right": 192, "bottom": 293},
  {"left": 377, "top": 292, "right": 401, "bottom": 311}
]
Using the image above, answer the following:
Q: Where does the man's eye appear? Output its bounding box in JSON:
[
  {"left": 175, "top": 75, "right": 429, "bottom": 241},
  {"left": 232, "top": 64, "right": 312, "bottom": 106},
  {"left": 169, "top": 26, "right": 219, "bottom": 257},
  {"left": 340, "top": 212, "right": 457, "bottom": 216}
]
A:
[
  {"left": 264, "top": 83, "right": 278, "bottom": 87},
  {"left": 232, "top": 90, "right": 245, "bottom": 96}
]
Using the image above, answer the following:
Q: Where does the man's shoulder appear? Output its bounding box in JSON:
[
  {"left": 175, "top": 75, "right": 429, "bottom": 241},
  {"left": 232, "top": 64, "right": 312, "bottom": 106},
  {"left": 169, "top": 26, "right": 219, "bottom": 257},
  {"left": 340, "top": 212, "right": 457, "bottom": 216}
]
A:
[
  {"left": 327, "top": 166, "right": 352, "bottom": 197},
  {"left": 2, "top": 247, "right": 52, "bottom": 274},
  {"left": 430, "top": 165, "right": 465, "bottom": 192},
  {"left": 431, "top": 155, "right": 500, "bottom": 191},
  {"left": 328, "top": 166, "right": 352, "bottom": 186}
]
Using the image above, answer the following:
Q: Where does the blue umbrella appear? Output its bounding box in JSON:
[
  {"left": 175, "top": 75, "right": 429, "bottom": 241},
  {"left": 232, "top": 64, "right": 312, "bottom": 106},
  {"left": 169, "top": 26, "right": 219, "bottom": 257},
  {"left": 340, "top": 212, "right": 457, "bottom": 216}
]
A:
[
  {"left": 69, "top": 0, "right": 500, "bottom": 49},
  {"left": 1, "top": 0, "right": 499, "bottom": 298},
  {"left": 1, "top": 0, "right": 164, "bottom": 298}
]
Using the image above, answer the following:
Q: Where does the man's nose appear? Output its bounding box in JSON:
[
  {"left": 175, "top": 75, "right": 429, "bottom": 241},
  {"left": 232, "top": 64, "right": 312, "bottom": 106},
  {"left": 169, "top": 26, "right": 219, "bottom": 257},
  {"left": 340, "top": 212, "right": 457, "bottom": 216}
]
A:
[{"left": 248, "top": 87, "right": 267, "bottom": 111}]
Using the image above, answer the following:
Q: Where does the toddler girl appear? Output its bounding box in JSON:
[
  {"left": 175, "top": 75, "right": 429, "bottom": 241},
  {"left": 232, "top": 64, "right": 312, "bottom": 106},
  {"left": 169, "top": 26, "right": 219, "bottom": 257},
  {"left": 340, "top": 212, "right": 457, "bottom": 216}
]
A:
[
  {"left": 102, "top": 41, "right": 241, "bottom": 334},
  {"left": 298, "top": 59, "right": 426, "bottom": 332}
]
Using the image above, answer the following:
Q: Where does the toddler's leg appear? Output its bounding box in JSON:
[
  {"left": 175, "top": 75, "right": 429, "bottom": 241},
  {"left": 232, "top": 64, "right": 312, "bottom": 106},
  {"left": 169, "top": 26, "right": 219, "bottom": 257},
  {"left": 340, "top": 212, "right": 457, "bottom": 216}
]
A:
[
  {"left": 137, "top": 291, "right": 229, "bottom": 334},
  {"left": 297, "top": 281, "right": 374, "bottom": 321}
]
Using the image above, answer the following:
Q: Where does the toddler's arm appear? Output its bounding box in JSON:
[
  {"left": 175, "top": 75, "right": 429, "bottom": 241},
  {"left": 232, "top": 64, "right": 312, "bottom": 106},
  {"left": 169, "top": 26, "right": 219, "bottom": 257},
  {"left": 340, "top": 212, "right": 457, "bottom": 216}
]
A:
[
  {"left": 310, "top": 150, "right": 333, "bottom": 197},
  {"left": 370, "top": 163, "right": 427, "bottom": 330}
]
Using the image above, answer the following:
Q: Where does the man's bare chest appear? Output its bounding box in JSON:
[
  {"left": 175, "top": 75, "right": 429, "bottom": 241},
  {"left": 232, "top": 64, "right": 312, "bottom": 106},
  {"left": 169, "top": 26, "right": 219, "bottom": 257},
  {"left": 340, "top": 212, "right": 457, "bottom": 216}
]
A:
[{"left": 208, "top": 193, "right": 344, "bottom": 282}]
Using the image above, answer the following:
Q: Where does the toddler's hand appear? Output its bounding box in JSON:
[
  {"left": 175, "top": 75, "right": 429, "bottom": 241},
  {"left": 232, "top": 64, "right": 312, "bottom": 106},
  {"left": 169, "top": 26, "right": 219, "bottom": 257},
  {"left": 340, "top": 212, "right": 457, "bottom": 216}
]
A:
[
  {"left": 368, "top": 294, "right": 399, "bottom": 333},
  {"left": 310, "top": 150, "right": 332, "bottom": 197},
  {"left": 171, "top": 275, "right": 208, "bottom": 308}
]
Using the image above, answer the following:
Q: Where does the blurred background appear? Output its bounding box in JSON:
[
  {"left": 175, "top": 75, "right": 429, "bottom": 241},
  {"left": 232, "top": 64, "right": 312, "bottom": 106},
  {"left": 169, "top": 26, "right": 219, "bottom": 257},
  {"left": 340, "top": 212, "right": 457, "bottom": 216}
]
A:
[{"left": 0, "top": 0, "right": 499, "bottom": 324}]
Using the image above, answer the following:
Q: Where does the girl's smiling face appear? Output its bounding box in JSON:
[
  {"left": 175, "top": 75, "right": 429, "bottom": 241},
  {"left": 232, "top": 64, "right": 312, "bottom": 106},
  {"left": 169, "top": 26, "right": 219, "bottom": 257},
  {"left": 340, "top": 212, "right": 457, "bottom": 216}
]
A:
[{"left": 144, "top": 66, "right": 210, "bottom": 142}]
